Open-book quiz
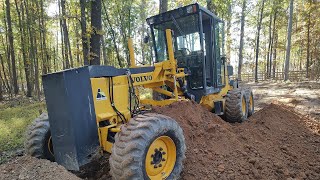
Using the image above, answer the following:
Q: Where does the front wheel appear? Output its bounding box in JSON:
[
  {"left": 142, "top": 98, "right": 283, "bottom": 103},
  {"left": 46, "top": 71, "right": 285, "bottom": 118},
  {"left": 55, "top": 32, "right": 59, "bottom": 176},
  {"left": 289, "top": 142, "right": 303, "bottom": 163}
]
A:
[
  {"left": 25, "top": 113, "right": 54, "bottom": 161},
  {"left": 109, "top": 113, "right": 186, "bottom": 180}
]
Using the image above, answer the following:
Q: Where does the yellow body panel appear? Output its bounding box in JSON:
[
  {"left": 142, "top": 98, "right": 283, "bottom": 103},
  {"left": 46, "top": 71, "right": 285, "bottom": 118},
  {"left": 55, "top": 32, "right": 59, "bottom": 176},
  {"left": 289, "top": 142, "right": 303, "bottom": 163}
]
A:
[
  {"left": 200, "top": 64, "right": 233, "bottom": 111},
  {"left": 88, "top": 29, "right": 234, "bottom": 154},
  {"left": 90, "top": 77, "right": 131, "bottom": 152}
]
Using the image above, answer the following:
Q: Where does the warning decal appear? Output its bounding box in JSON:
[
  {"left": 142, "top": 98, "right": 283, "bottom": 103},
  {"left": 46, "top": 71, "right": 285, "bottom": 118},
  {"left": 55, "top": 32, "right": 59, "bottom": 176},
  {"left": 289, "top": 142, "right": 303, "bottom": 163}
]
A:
[{"left": 96, "top": 88, "right": 107, "bottom": 100}]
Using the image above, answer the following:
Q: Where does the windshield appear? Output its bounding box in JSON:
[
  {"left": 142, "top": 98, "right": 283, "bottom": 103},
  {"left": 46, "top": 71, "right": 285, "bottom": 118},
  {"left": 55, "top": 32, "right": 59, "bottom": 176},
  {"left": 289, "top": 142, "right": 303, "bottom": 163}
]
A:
[
  {"left": 152, "top": 14, "right": 200, "bottom": 62},
  {"left": 176, "top": 33, "right": 201, "bottom": 52}
]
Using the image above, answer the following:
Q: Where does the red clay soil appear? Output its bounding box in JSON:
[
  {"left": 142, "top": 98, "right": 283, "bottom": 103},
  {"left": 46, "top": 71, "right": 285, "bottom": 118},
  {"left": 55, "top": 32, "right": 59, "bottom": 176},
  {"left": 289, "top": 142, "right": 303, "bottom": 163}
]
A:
[
  {"left": 0, "top": 156, "right": 80, "bottom": 180},
  {"left": 0, "top": 101, "right": 319, "bottom": 180},
  {"left": 153, "top": 101, "right": 320, "bottom": 180}
]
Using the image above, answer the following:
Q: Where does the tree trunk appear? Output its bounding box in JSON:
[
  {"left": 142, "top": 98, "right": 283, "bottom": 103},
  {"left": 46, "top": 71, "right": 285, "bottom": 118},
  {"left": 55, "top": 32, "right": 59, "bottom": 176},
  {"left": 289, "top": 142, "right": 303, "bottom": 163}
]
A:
[
  {"left": 266, "top": 14, "right": 272, "bottom": 78},
  {"left": 140, "top": 0, "right": 147, "bottom": 64},
  {"left": 24, "top": 0, "right": 35, "bottom": 95},
  {"left": 90, "top": 0, "right": 102, "bottom": 65},
  {"left": 238, "top": 0, "right": 246, "bottom": 80},
  {"left": 35, "top": 0, "right": 45, "bottom": 76},
  {"left": 102, "top": 2, "right": 122, "bottom": 67},
  {"left": 306, "top": 8, "right": 311, "bottom": 78},
  {"left": 269, "top": 10, "right": 277, "bottom": 78},
  {"left": 101, "top": 36, "right": 108, "bottom": 65},
  {"left": 34, "top": 36, "right": 41, "bottom": 101},
  {"left": 15, "top": 0, "right": 32, "bottom": 97},
  {"left": 254, "top": 0, "right": 265, "bottom": 82},
  {"left": 80, "top": 0, "right": 89, "bottom": 65},
  {"left": 226, "top": 3, "right": 232, "bottom": 62},
  {"left": 284, "top": 0, "right": 294, "bottom": 81},
  {"left": 5, "top": 0, "right": 19, "bottom": 95},
  {"left": 40, "top": 0, "right": 49, "bottom": 74},
  {"left": 159, "top": 0, "right": 168, "bottom": 13},
  {"left": 60, "top": 0, "right": 71, "bottom": 68},
  {"left": 0, "top": 53, "right": 11, "bottom": 94},
  {"left": 58, "top": 4, "right": 65, "bottom": 69},
  {"left": 3, "top": 3, "right": 11, "bottom": 96},
  {"left": 0, "top": 76, "right": 3, "bottom": 101}
]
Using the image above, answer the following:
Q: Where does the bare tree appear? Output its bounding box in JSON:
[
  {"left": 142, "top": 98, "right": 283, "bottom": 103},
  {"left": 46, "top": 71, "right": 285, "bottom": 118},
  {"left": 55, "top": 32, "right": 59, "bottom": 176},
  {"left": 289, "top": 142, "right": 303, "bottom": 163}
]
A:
[
  {"left": 306, "top": 1, "right": 311, "bottom": 78},
  {"left": 238, "top": 0, "right": 246, "bottom": 80},
  {"left": 254, "top": 0, "right": 265, "bottom": 82},
  {"left": 284, "top": 0, "right": 294, "bottom": 81},
  {"left": 14, "top": 0, "right": 32, "bottom": 97},
  {"left": 269, "top": 6, "right": 278, "bottom": 78},
  {"left": 266, "top": 14, "right": 272, "bottom": 78},
  {"left": 5, "top": 0, "right": 19, "bottom": 95},
  {"left": 226, "top": 3, "right": 232, "bottom": 62},
  {"left": 60, "top": 0, "right": 73, "bottom": 68}
]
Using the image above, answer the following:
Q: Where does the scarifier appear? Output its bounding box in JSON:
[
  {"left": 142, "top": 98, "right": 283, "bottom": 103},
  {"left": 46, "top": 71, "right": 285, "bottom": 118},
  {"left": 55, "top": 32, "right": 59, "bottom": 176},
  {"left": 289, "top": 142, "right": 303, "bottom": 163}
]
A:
[{"left": 25, "top": 3, "right": 254, "bottom": 179}]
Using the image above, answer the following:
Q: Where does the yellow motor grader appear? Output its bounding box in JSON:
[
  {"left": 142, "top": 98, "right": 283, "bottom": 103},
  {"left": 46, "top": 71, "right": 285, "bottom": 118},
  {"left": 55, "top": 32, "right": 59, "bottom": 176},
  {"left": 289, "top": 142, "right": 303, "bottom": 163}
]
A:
[{"left": 25, "top": 3, "right": 254, "bottom": 179}]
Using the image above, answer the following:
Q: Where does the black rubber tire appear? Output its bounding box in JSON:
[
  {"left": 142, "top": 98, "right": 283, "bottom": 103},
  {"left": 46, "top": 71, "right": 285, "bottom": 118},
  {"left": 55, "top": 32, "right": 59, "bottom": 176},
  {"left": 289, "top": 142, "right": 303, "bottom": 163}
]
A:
[
  {"left": 25, "top": 113, "right": 55, "bottom": 161},
  {"left": 244, "top": 88, "right": 254, "bottom": 117},
  {"left": 109, "top": 113, "right": 186, "bottom": 180},
  {"left": 225, "top": 89, "right": 248, "bottom": 123}
]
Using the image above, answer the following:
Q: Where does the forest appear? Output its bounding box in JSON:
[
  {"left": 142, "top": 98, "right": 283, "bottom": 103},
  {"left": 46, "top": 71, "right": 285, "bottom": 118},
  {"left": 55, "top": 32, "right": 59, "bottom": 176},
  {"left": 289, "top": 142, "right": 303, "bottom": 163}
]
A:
[{"left": 0, "top": 0, "right": 319, "bottom": 100}]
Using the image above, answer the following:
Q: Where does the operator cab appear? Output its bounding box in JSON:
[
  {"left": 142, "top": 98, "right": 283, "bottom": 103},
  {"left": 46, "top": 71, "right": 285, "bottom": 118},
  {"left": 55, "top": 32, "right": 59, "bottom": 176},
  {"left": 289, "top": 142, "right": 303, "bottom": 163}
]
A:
[{"left": 147, "top": 3, "right": 226, "bottom": 102}]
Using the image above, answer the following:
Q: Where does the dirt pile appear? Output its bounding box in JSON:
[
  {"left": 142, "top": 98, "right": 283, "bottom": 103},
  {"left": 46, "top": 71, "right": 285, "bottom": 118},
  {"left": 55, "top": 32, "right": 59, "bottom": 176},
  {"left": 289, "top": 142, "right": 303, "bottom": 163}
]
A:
[
  {"left": 0, "top": 156, "right": 80, "bottom": 180},
  {"left": 0, "top": 101, "right": 319, "bottom": 180},
  {"left": 153, "top": 101, "right": 320, "bottom": 180}
]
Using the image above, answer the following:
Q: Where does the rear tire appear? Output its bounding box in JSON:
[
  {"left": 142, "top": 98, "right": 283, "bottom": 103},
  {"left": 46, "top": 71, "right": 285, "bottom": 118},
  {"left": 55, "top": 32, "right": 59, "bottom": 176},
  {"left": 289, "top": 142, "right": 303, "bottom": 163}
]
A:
[
  {"left": 25, "top": 113, "right": 54, "bottom": 161},
  {"left": 244, "top": 88, "right": 254, "bottom": 117},
  {"left": 109, "top": 113, "right": 186, "bottom": 180},
  {"left": 225, "top": 89, "right": 248, "bottom": 123}
]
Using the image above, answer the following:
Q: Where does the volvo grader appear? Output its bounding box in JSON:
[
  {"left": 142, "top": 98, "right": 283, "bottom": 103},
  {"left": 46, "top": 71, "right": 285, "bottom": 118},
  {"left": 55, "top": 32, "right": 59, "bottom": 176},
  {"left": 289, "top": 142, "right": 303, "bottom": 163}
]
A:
[{"left": 25, "top": 3, "right": 254, "bottom": 180}]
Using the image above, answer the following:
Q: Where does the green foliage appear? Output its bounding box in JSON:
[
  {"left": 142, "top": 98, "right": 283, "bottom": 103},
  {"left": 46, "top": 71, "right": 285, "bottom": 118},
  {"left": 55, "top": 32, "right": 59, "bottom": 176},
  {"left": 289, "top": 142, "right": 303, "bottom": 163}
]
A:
[{"left": 0, "top": 101, "right": 46, "bottom": 153}]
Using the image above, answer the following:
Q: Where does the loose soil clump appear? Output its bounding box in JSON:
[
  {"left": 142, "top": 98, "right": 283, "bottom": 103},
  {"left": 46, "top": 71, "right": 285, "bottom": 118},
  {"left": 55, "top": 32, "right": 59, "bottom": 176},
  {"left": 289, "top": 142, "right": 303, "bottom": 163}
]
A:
[{"left": 0, "top": 156, "right": 80, "bottom": 180}]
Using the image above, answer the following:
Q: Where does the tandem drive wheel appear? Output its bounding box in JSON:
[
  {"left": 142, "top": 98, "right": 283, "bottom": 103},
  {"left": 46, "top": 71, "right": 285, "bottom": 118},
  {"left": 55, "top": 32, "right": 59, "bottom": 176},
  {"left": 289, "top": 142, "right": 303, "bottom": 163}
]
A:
[
  {"left": 244, "top": 88, "right": 254, "bottom": 117},
  {"left": 109, "top": 113, "right": 186, "bottom": 180},
  {"left": 225, "top": 88, "right": 248, "bottom": 123}
]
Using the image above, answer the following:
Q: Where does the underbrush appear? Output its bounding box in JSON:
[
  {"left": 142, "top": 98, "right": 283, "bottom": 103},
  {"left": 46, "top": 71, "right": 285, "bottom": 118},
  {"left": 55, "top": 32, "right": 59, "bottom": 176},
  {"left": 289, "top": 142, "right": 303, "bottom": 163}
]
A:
[{"left": 0, "top": 100, "right": 46, "bottom": 154}]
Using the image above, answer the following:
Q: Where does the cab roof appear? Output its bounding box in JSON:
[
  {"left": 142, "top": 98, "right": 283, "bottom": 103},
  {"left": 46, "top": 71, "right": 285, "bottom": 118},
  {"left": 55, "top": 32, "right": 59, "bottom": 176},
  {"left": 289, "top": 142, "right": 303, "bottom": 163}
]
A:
[{"left": 146, "top": 3, "right": 223, "bottom": 26}]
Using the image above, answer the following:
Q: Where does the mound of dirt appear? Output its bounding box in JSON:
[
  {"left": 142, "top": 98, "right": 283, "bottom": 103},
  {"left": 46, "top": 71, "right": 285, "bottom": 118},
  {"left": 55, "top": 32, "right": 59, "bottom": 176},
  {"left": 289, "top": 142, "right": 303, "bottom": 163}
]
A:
[
  {"left": 153, "top": 101, "right": 320, "bottom": 180},
  {"left": 0, "top": 101, "right": 319, "bottom": 180},
  {"left": 0, "top": 156, "right": 80, "bottom": 180}
]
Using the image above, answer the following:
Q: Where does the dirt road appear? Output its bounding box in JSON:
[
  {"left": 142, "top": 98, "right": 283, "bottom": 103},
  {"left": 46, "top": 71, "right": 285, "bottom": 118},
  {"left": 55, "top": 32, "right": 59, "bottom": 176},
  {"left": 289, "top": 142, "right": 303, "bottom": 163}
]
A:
[
  {"left": 243, "top": 81, "right": 320, "bottom": 133},
  {"left": 243, "top": 81, "right": 320, "bottom": 120}
]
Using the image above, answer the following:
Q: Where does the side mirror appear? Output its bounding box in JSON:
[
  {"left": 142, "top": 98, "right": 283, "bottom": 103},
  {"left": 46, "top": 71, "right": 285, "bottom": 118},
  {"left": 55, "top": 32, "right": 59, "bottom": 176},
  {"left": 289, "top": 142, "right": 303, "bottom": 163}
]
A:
[{"left": 143, "top": 35, "right": 149, "bottom": 43}]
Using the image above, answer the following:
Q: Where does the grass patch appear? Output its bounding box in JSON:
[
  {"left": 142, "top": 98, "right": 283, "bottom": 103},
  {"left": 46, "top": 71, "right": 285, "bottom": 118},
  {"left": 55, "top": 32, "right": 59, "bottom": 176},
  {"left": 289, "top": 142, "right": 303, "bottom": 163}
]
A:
[{"left": 0, "top": 101, "right": 46, "bottom": 153}]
